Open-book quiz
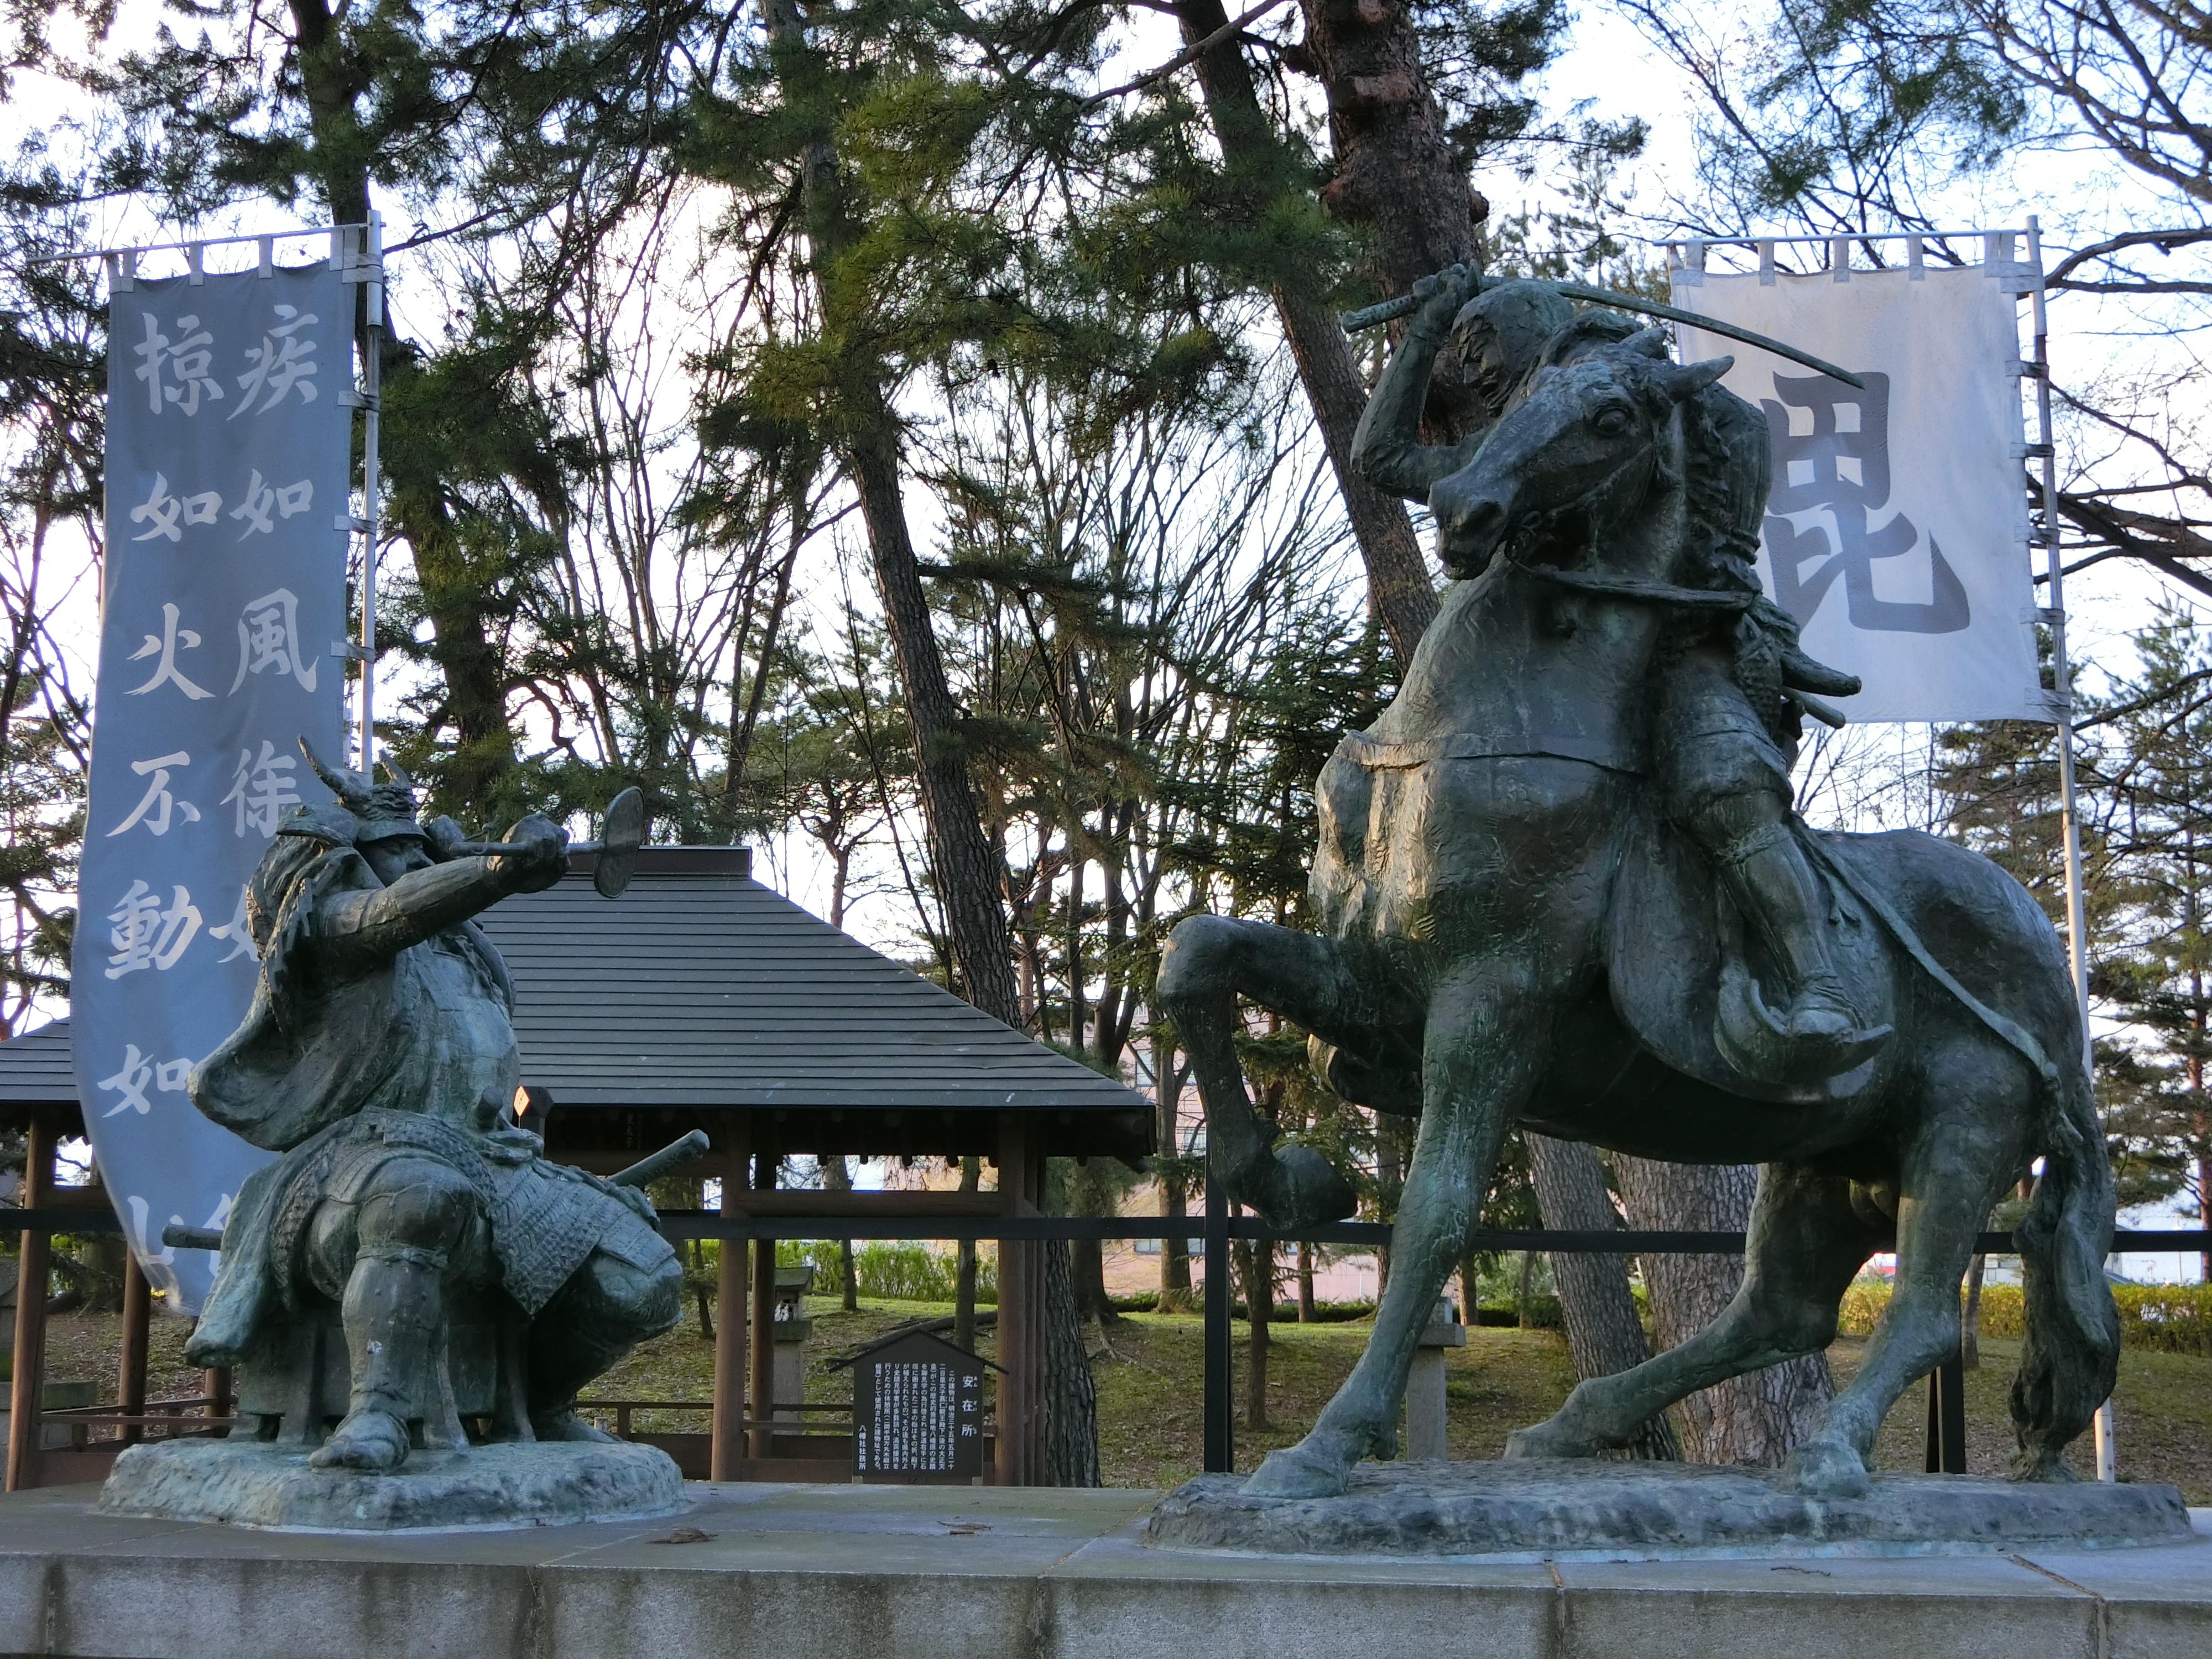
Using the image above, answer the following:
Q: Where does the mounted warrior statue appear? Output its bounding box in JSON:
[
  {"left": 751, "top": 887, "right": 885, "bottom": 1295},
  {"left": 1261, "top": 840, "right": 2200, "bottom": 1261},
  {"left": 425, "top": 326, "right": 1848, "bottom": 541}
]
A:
[
  {"left": 180, "top": 748, "right": 682, "bottom": 1474},
  {"left": 1158, "top": 266, "right": 2119, "bottom": 1502}
]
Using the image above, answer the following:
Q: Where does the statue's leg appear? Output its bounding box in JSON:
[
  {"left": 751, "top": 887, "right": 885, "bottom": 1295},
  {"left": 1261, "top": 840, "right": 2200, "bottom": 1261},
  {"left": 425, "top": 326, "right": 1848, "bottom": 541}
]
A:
[
  {"left": 525, "top": 1248, "right": 682, "bottom": 1440},
  {"left": 1157, "top": 916, "right": 1399, "bottom": 1230},
  {"left": 1242, "top": 958, "right": 1530, "bottom": 1499},
  {"left": 306, "top": 1156, "right": 476, "bottom": 1474},
  {"left": 1779, "top": 1045, "right": 2028, "bottom": 1496},
  {"left": 1502, "top": 1161, "right": 1877, "bottom": 1463},
  {"left": 1662, "top": 653, "right": 1864, "bottom": 1055}
]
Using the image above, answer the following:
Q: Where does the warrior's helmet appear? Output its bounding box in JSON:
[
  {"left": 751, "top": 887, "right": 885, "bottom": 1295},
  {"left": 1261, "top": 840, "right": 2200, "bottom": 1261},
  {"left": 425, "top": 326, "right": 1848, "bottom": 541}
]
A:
[{"left": 299, "top": 739, "right": 425, "bottom": 845}]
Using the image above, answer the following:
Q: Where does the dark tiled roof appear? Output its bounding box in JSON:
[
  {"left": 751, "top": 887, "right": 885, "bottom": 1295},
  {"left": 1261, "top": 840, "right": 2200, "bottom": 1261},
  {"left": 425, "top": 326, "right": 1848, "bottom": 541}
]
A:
[
  {"left": 0, "top": 850, "right": 1152, "bottom": 1133},
  {"left": 0, "top": 1019, "right": 76, "bottom": 1108},
  {"left": 481, "top": 848, "right": 1148, "bottom": 1117}
]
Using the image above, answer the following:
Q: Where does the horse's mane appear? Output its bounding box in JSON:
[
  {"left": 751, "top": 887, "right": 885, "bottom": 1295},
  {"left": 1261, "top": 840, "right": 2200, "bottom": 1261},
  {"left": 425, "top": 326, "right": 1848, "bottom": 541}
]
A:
[{"left": 1678, "top": 372, "right": 1770, "bottom": 592}]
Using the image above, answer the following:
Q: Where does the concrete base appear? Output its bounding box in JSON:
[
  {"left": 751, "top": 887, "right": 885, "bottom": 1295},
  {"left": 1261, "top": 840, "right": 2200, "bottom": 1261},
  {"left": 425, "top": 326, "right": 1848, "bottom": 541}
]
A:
[
  {"left": 96, "top": 1437, "right": 685, "bottom": 1532},
  {"left": 1145, "top": 1459, "right": 2195, "bottom": 1560},
  {"left": 2, "top": 1479, "right": 2209, "bottom": 1658}
]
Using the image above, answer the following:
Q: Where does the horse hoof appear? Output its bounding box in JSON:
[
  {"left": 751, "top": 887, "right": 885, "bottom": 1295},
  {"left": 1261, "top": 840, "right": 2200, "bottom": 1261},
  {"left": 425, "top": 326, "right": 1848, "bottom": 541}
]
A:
[
  {"left": 1241, "top": 1443, "right": 1350, "bottom": 1500},
  {"left": 1779, "top": 1439, "right": 1870, "bottom": 1499},
  {"left": 1259, "top": 1144, "right": 1357, "bottom": 1232},
  {"left": 1503, "top": 1422, "right": 1596, "bottom": 1461}
]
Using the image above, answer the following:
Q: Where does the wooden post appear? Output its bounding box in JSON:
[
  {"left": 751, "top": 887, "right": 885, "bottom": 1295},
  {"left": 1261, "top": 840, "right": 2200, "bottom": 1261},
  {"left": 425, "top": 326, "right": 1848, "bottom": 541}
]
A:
[
  {"left": 993, "top": 1114, "right": 1040, "bottom": 1487},
  {"left": 709, "top": 1118, "right": 749, "bottom": 1481},
  {"left": 7, "top": 1114, "right": 55, "bottom": 1492},
  {"left": 117, "top": 1248, "right": 150, "bottom": 1448},
  {"left": 1923, "top": 1349, "right": 1966, "bottom": 1474},
  {"left": 747, "top": 1150, "right": 776, "bottom": 1462},
  {"left": 1202, "top": 1173, "right": 1233, "bottom": 1473},
  {"left": 204, "top": 1367, "right": 233, "bottom": 1434}
]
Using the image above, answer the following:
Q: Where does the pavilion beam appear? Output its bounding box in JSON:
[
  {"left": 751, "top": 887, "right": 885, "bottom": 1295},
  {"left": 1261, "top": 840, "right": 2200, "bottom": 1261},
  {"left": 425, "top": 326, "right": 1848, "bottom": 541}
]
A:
[
  {"left": 711, "top": 1117, "right": 750, "bottom": 1481},
  {"left": 7, "top": 1114, "right": 55, "bottom": 1491}
]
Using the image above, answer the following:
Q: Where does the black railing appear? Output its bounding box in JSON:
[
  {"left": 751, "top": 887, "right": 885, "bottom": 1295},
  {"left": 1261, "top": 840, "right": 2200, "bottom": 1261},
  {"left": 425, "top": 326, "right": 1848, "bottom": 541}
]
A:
[{"left": 13, "top": 1199, "right": 2205, "bottom": 1479}]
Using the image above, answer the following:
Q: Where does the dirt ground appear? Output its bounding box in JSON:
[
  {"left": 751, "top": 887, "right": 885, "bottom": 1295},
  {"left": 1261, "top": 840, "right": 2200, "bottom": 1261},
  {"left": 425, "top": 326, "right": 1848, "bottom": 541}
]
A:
[{"left": 29, "top": 1298, "right": 2209, "bottom": 1500}]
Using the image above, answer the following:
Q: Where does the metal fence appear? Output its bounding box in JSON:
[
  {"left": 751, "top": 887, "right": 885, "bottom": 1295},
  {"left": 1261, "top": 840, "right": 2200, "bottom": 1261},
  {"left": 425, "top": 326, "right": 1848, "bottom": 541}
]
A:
[{"left": 12, "top": 1198, "right": 2206, "bottom": 1478}]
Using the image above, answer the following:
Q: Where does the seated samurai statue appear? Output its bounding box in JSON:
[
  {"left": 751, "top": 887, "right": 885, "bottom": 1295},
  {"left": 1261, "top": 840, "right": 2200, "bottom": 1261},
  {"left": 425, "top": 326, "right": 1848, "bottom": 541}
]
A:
[{"left": 183, "top": 744, "right": 681, "bottom": 1473}]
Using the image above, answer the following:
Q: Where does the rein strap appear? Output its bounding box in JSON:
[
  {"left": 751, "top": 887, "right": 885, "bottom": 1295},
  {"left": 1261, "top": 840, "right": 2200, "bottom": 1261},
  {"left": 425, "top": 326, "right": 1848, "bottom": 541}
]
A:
[{"left": 1511, "top": 554, "right": 1755, "bottom": 612}]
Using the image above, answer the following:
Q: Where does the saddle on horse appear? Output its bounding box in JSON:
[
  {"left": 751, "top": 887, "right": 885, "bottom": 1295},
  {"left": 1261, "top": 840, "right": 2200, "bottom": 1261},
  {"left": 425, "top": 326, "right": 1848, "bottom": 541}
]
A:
[{"left": 1612, "top": 806, "right": 1895, "bottom": 1103}]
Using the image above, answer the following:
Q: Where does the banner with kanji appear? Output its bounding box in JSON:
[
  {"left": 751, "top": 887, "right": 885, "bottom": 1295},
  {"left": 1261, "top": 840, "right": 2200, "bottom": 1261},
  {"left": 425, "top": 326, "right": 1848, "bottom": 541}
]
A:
[
  {"left": 1671, "top": 264, "right": 2047, "bottom": 724},
  {"left": 74, "top": 262, "right": 351, "bottom": 1307}
]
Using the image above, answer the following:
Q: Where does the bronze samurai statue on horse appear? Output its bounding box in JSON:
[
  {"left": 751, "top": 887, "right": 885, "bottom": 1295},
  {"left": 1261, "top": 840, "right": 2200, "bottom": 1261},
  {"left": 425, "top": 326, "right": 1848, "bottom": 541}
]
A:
[{"left": 1159, "top": 265, "right": 2117, "bottom": 1501}]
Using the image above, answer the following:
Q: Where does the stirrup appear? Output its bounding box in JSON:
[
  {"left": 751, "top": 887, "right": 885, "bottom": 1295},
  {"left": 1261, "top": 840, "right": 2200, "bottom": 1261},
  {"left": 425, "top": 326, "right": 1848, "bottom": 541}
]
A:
[{"left": 1716, "top": 961, "right": 1890, "bottom": 1086}]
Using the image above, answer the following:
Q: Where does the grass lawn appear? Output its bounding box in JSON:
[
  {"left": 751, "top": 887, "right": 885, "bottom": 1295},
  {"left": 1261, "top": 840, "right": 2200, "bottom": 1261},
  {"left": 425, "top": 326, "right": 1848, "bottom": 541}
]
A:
[{"left": 25, "top": 1297, "right": 2212, "bottom": 1501}]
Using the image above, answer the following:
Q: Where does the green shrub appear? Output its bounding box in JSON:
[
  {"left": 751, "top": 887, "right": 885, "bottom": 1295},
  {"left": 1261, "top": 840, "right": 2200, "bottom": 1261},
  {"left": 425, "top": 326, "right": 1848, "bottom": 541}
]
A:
[
  {"left": 1835, "top": 1276, "right": 2212, "bottom": 1355},
  {"left": 791, "top": 1240, "right": 998, "bottom": 1305}
]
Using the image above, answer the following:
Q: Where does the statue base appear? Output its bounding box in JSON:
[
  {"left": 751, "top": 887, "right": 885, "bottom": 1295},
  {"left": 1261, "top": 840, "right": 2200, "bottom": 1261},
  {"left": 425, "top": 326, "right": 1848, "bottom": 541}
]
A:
[
  {"left": 1144, "top": 1458, "right": 2193, "bottom": 1560},
  {"left": 97, "top": 1437, "right": 686, "bottom": 1533}
]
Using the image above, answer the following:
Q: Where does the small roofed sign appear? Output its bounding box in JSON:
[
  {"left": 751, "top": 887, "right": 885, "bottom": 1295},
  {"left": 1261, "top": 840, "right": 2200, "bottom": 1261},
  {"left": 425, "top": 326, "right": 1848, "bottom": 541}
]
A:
[{"left": 837, "top": 1328, "right": 995, "bottom": 1483}]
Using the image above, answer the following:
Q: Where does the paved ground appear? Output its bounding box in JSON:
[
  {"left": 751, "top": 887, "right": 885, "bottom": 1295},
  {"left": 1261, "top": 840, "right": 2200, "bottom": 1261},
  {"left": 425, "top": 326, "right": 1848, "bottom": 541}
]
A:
[{"left": 1, "top": 1479, "right": 2208, "bottom": 1658}]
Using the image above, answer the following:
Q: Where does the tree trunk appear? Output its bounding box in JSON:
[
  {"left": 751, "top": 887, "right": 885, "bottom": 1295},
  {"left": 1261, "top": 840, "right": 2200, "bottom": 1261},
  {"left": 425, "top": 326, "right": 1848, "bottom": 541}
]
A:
[
  {"left": 1961, "top": 1253, "right": 1986, "bottom": 1371},
  {"left": 1294, "top": 0, "right": 1489, "bottom": 439},
  {"left": 1527, "top": 1136, "right": 1680, "bottom": 1458},
  {"left": 1237, "top": 1238, "right": 1274, "bottom": 1430},
  {"left": 955, "top": 1155, "right": 980, "bottom": 1350},
  {"left": 1040, "top": 1238, "right": 1102, "bottom": 1486},
  {"left": 760, "top": 0, "right": 1088, "bottom": 1476},
  {"left": 1613, "top": 1158, "right": 1833, "bottom": 1465},
  {"left": 1298, "top": 1240, "right": 1317, "bottom": 1321},
  {"left": 824, "top": 1155, "right": 859, "bottom": 1313},
  {"left": 289, "top": 0, "right": 517, "bottom": 809},
  {"left": 1172, "top": 0, "right": 1439, "bottom": 664},
  {"left": 1374, "top": 1118, "right": 1406, "bottom": 1298},
  {"left": 1162, "top": 1178, "right": 1192, "bottom": 1307}
]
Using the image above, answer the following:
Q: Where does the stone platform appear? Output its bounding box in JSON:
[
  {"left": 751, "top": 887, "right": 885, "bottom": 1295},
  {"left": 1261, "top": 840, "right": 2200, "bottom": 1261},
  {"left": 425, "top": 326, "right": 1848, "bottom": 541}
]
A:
[
  {"left": 1145, "top": 1459, "right": 2195, "bottom": 1559},
  {"left": 96, "top": 1438, "right": 685, "bottom": 1532},
  {"left": 2, "top": 1478, "right": 2209, "bottom": 1659}
]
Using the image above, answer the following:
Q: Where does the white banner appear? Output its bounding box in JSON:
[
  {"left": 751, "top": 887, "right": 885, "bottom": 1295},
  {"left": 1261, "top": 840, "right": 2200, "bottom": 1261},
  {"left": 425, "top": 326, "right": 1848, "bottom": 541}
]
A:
[
  {"left": 74, "top": 260, "right": 352, "bottom": 1307},
  {"left": 1671, "top": 264, "right": 2048, "bottom": 724}
]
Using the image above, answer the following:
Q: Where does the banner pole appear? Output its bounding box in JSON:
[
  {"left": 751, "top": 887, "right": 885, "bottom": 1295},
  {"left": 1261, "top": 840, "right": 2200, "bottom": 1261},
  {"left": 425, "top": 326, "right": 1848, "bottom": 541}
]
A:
[
  {"left": 358, "top": 211, "right": 384, "bottom": 768},
  {"left": 2024, "top": 219, "right": 2092, "bottom": 1058},
  {"left": 2027, "top": 214, "right": 2116, "bottom": 1479}
]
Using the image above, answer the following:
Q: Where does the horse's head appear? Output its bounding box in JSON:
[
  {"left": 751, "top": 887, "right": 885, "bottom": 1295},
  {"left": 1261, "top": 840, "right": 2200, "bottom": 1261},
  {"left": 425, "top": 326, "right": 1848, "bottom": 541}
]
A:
[{"left": 1431, "top": 347, "right": 1733, "bottom": 580}]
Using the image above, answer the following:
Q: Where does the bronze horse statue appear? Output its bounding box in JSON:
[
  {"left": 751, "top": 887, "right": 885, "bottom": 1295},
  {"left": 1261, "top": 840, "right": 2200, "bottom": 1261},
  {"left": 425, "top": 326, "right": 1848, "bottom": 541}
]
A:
[{"left": 1159, "top": 331, "right": 2118, "bottom": 1501}]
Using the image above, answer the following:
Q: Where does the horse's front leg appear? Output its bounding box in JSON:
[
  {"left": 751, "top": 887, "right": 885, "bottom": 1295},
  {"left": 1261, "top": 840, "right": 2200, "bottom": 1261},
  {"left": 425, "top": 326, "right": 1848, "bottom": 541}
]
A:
[
  {"left": 1157, "top": 916, "right": 1396, "bottom": 1231},
  {"left": 1243, "top": 959, "right": 1534, "bottom": 1498}
]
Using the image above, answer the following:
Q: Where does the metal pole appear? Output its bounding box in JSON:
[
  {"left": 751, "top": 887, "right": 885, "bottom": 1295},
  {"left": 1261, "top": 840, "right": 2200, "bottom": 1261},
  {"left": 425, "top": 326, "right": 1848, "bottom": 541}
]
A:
[
  {"left": 1202, "top": 1169, "right": 1233, "bottom": 1473},
  {"left": 2026, "top": 218, "right": 2091, "bottom": 1052},
  {"left": 2026, "top": 216, "right": 2115, "bottom": 1479},
  {"left": 358, "top": 210, "right": 384, "bottom": 768}
]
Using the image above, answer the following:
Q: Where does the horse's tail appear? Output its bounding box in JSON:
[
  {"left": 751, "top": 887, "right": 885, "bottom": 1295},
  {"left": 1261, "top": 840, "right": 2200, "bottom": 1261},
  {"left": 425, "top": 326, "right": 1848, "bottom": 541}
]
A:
[{"left": 2009, "top": 1055, "right": 2121, "bottom": 1480}]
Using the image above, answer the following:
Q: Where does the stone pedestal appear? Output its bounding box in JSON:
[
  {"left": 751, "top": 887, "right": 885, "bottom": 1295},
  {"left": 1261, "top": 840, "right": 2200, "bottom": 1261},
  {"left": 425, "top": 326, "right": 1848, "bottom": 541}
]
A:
[
  {"left": 97, "top": 1436, "right": 684, "bottom": 1532},
  {"left": 1145, "top": 1458, "right": 2195, "bottom": 1560}
]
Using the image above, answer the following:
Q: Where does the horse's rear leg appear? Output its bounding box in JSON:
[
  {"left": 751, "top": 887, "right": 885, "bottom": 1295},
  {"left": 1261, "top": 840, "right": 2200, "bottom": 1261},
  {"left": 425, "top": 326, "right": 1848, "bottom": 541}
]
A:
[
  {"left": 1157, "top": 916, "right": 1401, "bottom": 1230},
  {"left": 1502, "top": 1162, "right": 1878, "bottom": 1466},
  {"left": 1782, "top": 1051, "right": 2028, "bottom": 1496}
]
